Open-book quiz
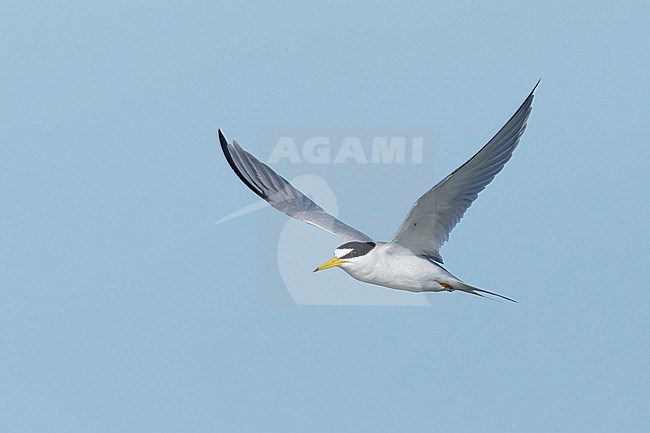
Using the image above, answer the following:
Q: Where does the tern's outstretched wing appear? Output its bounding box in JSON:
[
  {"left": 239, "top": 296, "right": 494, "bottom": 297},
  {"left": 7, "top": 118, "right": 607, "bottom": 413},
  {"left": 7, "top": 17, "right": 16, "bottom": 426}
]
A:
[
  {"left": 219, "top": 130, "right": 373, "bottom": 243},
  {"left": 388, "top": 83, "right": 537, "bottom": 263}
]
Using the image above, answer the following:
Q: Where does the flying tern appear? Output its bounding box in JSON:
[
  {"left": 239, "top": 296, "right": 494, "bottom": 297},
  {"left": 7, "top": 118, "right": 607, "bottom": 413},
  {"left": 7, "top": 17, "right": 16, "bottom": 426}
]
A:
[{"left": 219, "top": 84, "right": 537, "bottom": 301}]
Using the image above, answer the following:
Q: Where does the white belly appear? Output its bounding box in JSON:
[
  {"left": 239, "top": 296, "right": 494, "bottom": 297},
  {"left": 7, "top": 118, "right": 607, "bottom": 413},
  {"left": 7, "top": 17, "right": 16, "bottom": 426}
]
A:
[{"left": 340, "top": 243, "right": 455, "bottom": 292}]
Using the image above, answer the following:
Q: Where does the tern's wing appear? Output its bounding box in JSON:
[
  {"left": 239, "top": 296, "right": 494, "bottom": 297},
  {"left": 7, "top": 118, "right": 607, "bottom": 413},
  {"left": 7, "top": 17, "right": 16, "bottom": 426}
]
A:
[
  {"left": 388, "top": 83, "right": 537, "bottom": 263},
  {"left": 219, "top": 130, "right": 373, "bottom": 243}
]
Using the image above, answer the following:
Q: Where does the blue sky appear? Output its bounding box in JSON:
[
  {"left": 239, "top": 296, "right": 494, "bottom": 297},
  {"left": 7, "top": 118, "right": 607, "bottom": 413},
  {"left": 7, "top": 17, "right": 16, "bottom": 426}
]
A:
[{"left": 1, "top": 1, "right": 649, "bottom": 432}]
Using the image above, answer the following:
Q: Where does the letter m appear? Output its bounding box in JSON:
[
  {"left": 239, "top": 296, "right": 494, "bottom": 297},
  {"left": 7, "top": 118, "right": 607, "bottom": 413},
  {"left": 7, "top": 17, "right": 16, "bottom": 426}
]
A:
[{"left": 371, "top": 137, "right": 406, "bottom": 163}]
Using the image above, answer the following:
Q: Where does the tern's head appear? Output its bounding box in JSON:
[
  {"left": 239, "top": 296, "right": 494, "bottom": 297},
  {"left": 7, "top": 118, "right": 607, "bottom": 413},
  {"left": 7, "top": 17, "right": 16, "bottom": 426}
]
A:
[{"left": 313, "top": 241, "right": 377, "bottom": 272}]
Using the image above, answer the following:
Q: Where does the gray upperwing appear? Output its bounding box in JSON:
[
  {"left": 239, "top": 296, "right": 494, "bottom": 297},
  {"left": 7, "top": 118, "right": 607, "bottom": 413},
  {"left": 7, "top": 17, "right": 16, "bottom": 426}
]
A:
[
  {"left": 388, "top": 82, "right": 538, "bottom": 262},
  {"left": 219, "top": 130, "right": 374, "bottom": 243}
]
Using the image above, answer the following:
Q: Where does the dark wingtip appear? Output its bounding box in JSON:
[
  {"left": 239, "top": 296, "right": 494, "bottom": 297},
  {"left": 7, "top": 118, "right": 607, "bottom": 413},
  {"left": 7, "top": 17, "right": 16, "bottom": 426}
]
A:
[
  {"left": 218, "top": 129, "right": 228, "bottom": 149},
  {"left": 529, "top": 79, "right": 541, "bottom": 99},
  {"left": 218, "top": 129, "right": 267, "bottom": 201},
  {"left": 509, "top": 80, "right": 538, "bottom": 124}
]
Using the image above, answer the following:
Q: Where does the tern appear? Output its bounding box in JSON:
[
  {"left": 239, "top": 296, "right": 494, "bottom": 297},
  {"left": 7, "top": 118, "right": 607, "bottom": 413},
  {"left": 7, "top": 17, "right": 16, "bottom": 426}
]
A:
[{"left": 219, "top": 84, "right": 537, "bottom": 302}]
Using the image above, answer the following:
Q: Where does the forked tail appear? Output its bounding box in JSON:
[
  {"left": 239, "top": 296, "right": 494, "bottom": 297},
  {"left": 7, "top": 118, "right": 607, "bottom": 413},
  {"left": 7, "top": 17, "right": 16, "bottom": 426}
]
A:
[{"left": 455, "top": 282, "right": 517, "bottom": 303}]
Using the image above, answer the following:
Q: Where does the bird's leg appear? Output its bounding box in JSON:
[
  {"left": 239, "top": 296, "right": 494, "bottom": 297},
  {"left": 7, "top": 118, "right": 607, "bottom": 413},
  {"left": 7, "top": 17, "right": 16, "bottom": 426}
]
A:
[{"left": 439, "top": 282, "right": 454, "bottom": 292}]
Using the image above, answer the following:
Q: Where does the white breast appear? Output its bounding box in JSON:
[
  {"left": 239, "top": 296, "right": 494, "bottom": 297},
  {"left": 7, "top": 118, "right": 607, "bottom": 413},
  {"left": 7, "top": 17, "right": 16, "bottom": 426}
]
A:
[{"left": 339, "top": 242, "right": 452, "bottom": 292}]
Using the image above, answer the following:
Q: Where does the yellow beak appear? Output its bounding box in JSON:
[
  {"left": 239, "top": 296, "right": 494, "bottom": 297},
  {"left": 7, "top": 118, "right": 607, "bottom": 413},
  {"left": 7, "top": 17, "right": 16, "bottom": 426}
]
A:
[{"left": 313, "top": 257, "right": 344, "bottom": 272}]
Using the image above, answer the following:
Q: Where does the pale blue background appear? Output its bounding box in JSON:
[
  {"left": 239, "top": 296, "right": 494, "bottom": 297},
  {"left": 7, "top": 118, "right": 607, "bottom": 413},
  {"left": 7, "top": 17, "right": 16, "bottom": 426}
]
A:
[{"left": 2, "top": 1, "right": 649, "bottom": 432}]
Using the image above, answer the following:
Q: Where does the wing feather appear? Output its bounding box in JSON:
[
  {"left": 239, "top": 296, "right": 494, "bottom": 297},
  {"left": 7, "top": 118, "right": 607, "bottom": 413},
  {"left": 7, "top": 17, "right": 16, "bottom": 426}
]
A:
[
  {"left": 219, "top": 130, "right": 373, "bottom": 243},
  {"left": 388, "top": 83, "right": 538, "bottom": 262}
]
